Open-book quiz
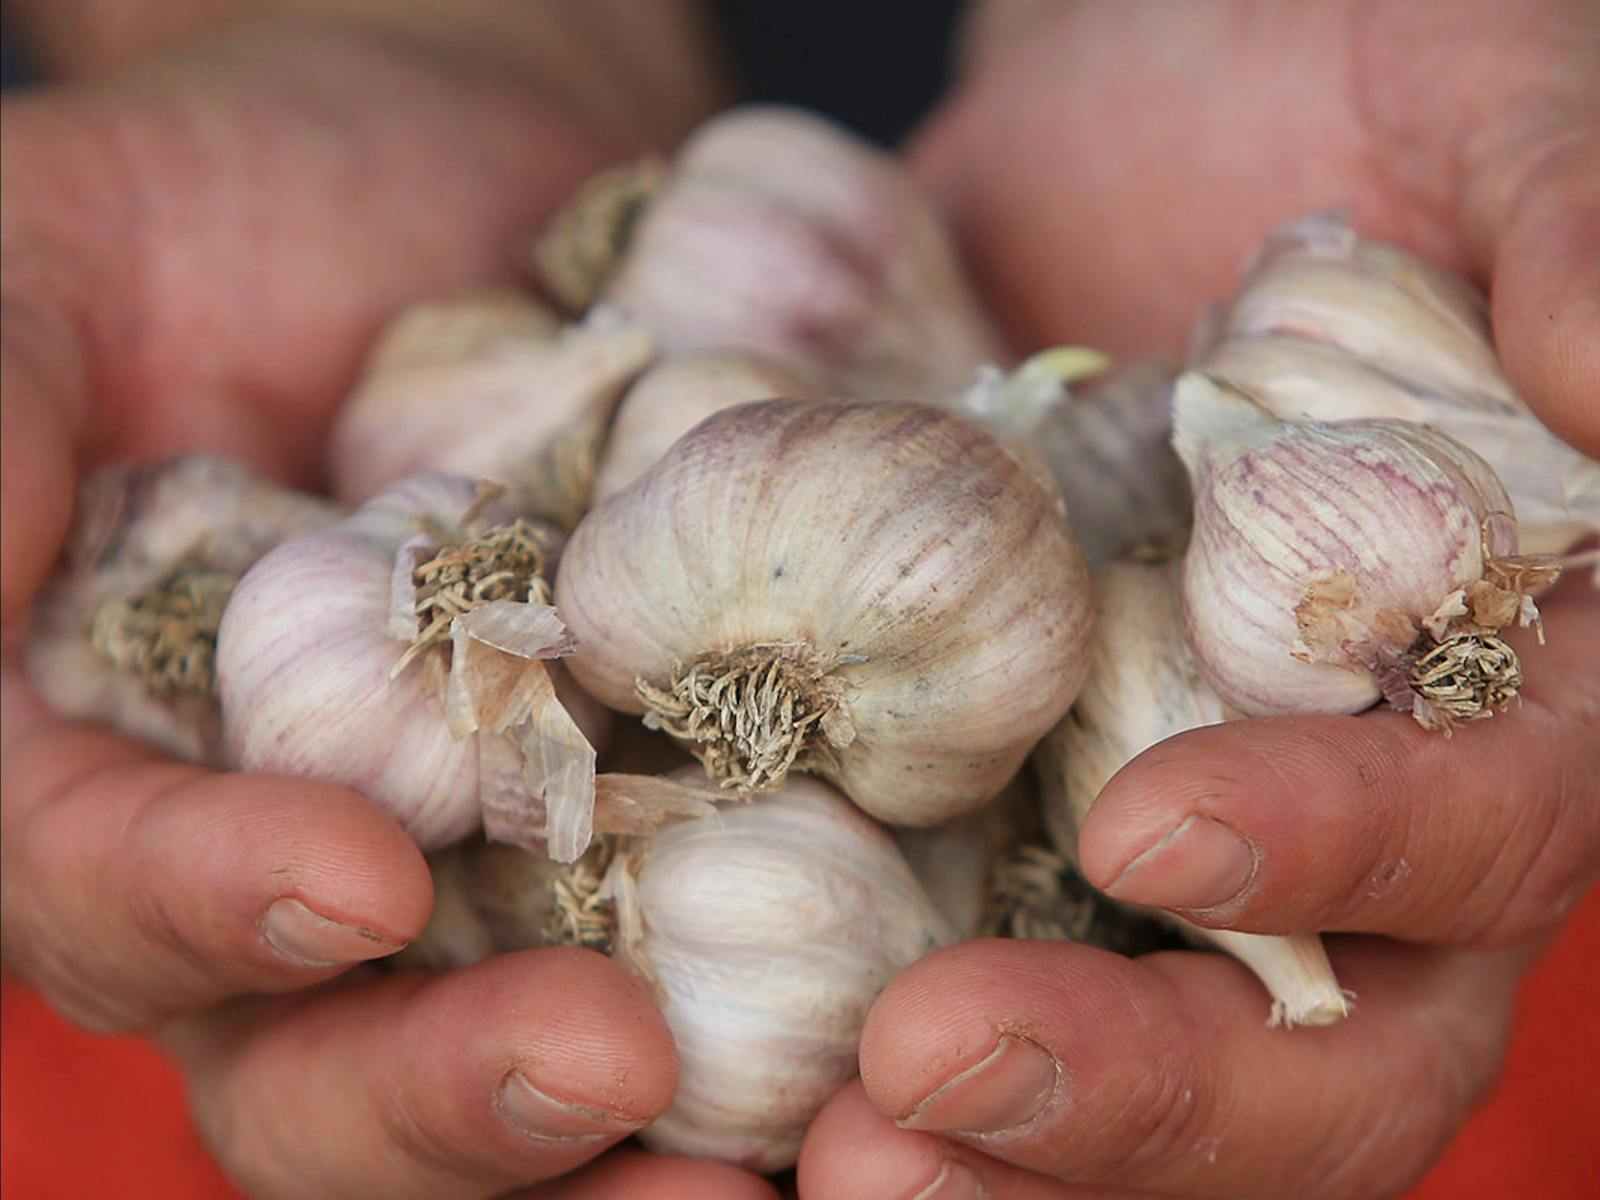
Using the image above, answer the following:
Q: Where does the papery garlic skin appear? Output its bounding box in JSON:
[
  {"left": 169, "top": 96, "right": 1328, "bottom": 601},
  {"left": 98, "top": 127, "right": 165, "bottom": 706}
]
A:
[
  {"left": 1036, "top": 562, "right": 1348, "bottom": 1027},
  {"left": 894, "top": 774, "right": 1035, "bottom": 939},
  {"left": 218, "top": 474, "right": 597, "bottom": 856},
  {"left": 590, "top": 350, "right": 826, "bottom": 504},
  {"left": 557, "top": 399, "right": 1095, "bottom": 826},
  {"left": 604, "top": 775, "right": 956, "bottom": 1171},
  {"left": 1174, "top": 373, "right": 1545, "bottom": 728},
  {"left": 328, "top": 292, "right": 654, "bottom": 524},
  {"left": 1197, "top": 213, "right": 1599, "bottom": 549},
  {"left": 26, "top": 457, "right": 339, "bottom": 764},
  {"left": 559, "top": 106, "right": 1006, "bottom": 399}
]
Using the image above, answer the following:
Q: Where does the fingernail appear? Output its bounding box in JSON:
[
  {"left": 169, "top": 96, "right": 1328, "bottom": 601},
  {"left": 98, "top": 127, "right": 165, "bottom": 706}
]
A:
[
  {"left": 494, "top": 1071, "right": 640, "bottom": 1145},
  {"left": 261, "top": 898, "right": 402, "bottom": 968},
  {"left": 908, "top": 1159, "right": 987, "bottom": 1200},
  {"left": 1104, "top": 814, "right": 1256, "bottom": 911},
  {"left": 899, "top": 1035, "right": 1059, "bottom": 1134}
]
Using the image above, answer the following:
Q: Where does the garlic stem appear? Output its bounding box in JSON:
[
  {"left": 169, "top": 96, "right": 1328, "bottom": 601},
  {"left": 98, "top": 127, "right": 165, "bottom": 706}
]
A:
[
  {"left": 1198, "top": 929, "right": 1351, "bottom": 1028},
  {"left": 533, "top": 158, "right": 667, "bottom": 313}
]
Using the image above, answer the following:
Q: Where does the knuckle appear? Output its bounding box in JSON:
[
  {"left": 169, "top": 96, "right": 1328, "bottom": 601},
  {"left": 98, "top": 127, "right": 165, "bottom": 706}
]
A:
[{"left": 1098, "top": 1045, "right": 1215, "bottom": 1181}]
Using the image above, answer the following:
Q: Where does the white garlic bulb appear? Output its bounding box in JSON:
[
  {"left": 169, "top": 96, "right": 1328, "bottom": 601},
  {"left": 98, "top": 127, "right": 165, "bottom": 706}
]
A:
[
  {"left": 590, "top": 349, "right": 826, "bottom": 505},
  {"left": 602, "top": 774, "right": 956, "bottom": 1170},
  {"left": 1174, "top": 372, "right": 1557, "bottom": 730},
  {"left": 217, "top": 473, "right": 602, "bottom": 857},
  {"left": 1196, "top": 212, "right": 1600, "bottom": 553},
  {"left": 556, "top": 398, "right": 1096, "bottom": 825},
  {"left": 1037, "top": 562, "right": 1348, "bottom": 1027},
  {"left": 26, "top": 457, "right": 339, "bottom": 764},
  {"left": 893, "top": 775, "right": 1036, "bottom": 939},
  {"left": 535, "top": 106, "right": 1007, "bottom": 399},
  {"left": 327, "top": 291, "right": 654, "bottom": 525},
  {"left": 956, "top": 351, "right": 1192, "bottom": 563}
]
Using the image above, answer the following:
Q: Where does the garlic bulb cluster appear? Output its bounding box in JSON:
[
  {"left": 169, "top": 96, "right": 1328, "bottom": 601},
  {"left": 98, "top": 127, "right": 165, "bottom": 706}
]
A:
[
  {"left": 328, "top": 291, "right": 654, "bottom": 525},
  {"left": 26, "top": 457, "right": 338, "bottom": 764},
  {"left": 1196, "top": 213, "right": 1599, "bottom": 554},
  {"left": 534, "top": 106, "right": 1007, "bottom": 399},
  {"left": 1175, "top": 373, "right": 1558, "bottom": 730},
  {"left": 1036, "top": 562, "right": 1349, "bottom": 1027},
  {"left": 216, "top": 474, "right": 603, "bottom": 857},
  {"left": 590, "top": 349, "right": 826, "bottom": 505},
  {"left": 956, "top": 351, "right": 1192, "bottom": 563},
  {"left": 601, "top": 774, "right": 956, "bottom": 1170},
  {"left": 557, "top": 398, "right": 1095, "bottom": 825},
  {"left": 893, "top": 775, "right": 1036, "bottom": 939}
]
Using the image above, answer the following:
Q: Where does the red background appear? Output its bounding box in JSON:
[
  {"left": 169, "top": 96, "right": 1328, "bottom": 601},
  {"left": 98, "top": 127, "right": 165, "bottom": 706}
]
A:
[{"left": 5, "top": 890, "right": 1597, "bottom": 1199}]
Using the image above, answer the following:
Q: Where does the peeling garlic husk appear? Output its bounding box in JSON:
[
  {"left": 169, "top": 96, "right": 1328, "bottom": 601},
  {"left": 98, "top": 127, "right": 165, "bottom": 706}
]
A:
[
  {"left": 602, "top": 772, "right": 957, "bottom": 1170},
  {"left": 956, "top": 351, "right": 1192, "bottom": 563},
  {"left": 327, "top": 291, "right": 655, "bottom": 526},
  {"left": 216, "top": 473, "right": 605, "bottom": 857},
  {"left": 25, "top": 457, "right": 340, "bottom": 765},
  {"left": 534, "top": 106, "right": 1007, "bottom": 400},
  {"left": 556, "top": 398, "right": 1096, "bottom": 826},
  {"left": 1036, "top": 562, "right": 1349, "bottom": 1027},
  {"left": 1174, "top": 372, "right": 1558, "bottom": 730},
  {"left": 590, "top": 349, "right": 827, "bottom": 505},
  {"left": 1196, "top": 213, "right": 1600, "bottom": 552}
]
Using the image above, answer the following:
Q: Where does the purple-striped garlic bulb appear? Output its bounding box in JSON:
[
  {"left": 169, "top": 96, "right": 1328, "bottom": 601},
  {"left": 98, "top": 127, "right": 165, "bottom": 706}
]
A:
[
  {"left": 533, "top": 106, "right": 1006, "bottom": 400},
  {"left": 217, "top": 473, "right": 605, "bottom": 857},
  {"left": 557, "top": 399, "right": 1095, "bottom": 825},
  {"left": 1174, "top": 372, "right": 1557, "bottom": 731}
]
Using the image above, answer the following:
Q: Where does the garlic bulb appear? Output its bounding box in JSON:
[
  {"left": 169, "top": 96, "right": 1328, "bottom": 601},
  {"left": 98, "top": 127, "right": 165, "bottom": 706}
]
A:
[
  {"left": 1174, "top": 373, "right": 1558, "bottom": 730},
  {"left": 217, "top": 474, "right": 601, "bottom": 857},
  {"left": 1196, "top": 213, "right": 1600, "bottom": 553},
  {"left": 1036, "top": 562, "right": 1348, "bottom": 1027},
  {"left": 534, "top": 106, "right": 1007, "bottom": 399},
  {"left": 556, "top": 398, "right": 1096, "bottom": 825},
  {"left": 327, "top": 291, "right": 654, "bottom": 526},
  {"left": 26, "top": 457, "right": 338, "bottom": 764},
  {"left": 956, "top": 351, "right": 1192, "bottom": 563},
  {"left": 590, "top": 349, "right": 826, "bottom": 505},
  {"left": 601, "top": 773, "right": 956, "bottom": 1170}
]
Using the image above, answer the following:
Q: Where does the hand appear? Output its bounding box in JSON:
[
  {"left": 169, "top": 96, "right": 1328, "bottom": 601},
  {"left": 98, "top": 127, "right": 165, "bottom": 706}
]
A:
[
  {"left": 797, "top": 2, "right": 1600, "bottom": 1197},
  {"left": 1, "top": 16, "right": 770, "bottom": 1199}
]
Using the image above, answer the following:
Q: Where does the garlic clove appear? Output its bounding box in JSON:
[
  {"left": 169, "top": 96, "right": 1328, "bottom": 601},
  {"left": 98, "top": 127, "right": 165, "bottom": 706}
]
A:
[
  {"left": 1197, "top": 214, "right": 1600, "bottom": 550},
  {"left": 590, "top": 349, "right": 827, "bottom": 505},
  {"left": 328, "top": 291, "right": 655, "bottom": 525},
  {"left": 218, "top": 473, "right": 600, "bottom": 856},
  {"left": 1174, "top": 372, "right": 1557, "bottom": 730},
  {"left": 557, "top": 398, "right": 1096, "bottom": 826},
  {"left": 1035, "top": 561, "right": 1350, "bottom": 1026},
  {"left": 26, "top": 456, "right": 340, "bottom": 765},
  {"left": 537, "top": 106, "right": 1008, "bottom": 400}
]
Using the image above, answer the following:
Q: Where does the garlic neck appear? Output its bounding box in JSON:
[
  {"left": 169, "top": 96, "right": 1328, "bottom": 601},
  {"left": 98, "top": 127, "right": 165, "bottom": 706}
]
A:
[
  {"left": 90, "top": 565, "right": 237, "bottom": 696},
  {"left": 534, "top": 158, "right": 667, "bottom": 313},
  {"left": 635, "top": 641, "right": 854, "bottom": 794}
]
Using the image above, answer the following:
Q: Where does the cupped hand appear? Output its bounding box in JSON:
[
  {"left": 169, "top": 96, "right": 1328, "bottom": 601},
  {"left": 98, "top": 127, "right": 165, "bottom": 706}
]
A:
[
  {"left": 798, "top": 2, "right": 1600, "bottom": 1197},
  {"left": 1, "top": 19, "right": 770, "bottom": 1199}
]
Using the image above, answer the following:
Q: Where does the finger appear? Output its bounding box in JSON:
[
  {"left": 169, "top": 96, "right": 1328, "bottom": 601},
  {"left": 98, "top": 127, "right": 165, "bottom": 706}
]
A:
[
  {"left": 853, "top": 937, "right": 1528, "bottom": 1200},
  {"left": 803, "top": 1082, "right": 1139, "bottom": 1200},
  {"left": 1076, "top": 580, "right": 1600, "bottom": 945},
  {"left": 524, "top": 1147, "right": 781, "bottom": 1200},
  {"left": 1, "top": 667, "right": 432, "bottom": 1032},
  {"left": 167, "top": 949, "right": 678, "bottom": 1200}
]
